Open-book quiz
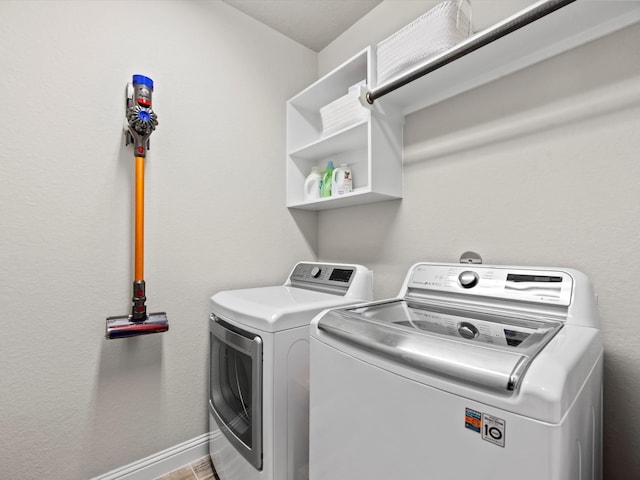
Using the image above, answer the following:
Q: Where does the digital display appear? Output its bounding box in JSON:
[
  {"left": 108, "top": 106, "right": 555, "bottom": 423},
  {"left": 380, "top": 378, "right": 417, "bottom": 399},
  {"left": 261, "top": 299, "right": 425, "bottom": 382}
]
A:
[
  {"left": 506, "top": 274, "right": 562, "bottom": 283},
  {"left": 329, "top": 268, "right": 353, "bottom": 283},
  {"left": 504, "top": 329, "right": 530, "bottom": 347}
]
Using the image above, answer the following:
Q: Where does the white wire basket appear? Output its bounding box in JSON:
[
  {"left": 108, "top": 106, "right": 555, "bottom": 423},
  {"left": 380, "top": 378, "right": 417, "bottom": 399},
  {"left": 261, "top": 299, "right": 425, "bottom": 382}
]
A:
[{"left": 376, "top": 0, "right": 473, "bottom": 85}]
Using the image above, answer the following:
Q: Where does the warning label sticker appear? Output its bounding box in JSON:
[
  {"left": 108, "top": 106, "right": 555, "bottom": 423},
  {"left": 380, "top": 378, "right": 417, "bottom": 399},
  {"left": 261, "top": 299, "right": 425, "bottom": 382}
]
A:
[
  {"left": 481, "top": 413, "right": 506, "bottom": 448},
  {"left": 464, "top": 408, "right": 482, "bottom": 433}
]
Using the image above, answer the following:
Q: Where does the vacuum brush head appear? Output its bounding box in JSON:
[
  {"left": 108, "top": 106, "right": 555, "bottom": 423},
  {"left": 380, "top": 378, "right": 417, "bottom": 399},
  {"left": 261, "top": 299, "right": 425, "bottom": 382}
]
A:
[{"left": 105, "top": 313, "right": 169, "bottom": 340}]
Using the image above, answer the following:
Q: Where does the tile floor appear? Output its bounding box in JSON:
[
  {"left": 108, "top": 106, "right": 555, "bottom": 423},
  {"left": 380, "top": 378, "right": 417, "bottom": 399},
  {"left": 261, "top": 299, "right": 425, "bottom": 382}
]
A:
[{"left": 154, "top": 455, "right": 219, "bottom": 480}]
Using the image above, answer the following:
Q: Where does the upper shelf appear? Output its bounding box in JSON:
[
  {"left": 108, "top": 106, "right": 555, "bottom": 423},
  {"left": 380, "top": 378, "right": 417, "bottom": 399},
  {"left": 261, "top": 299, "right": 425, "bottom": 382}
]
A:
[
  {"left": 369, "top": 0, "right": 640, "bottom": 116},
  {"left": 289, "top": 50, "right": 368, "bottom": 112}
]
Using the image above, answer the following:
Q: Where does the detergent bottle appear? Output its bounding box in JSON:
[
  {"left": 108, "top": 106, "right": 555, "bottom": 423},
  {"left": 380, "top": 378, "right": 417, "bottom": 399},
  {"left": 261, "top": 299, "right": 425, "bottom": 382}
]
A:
[
  {"left": 332, "top": 164, "right": 353, "bottom": 195},
  {"left": 304, "top": 166, "right": 323, "bottom": 201},
  {"left": 320, "top": 161, "right": 334, "bottom": 197}
]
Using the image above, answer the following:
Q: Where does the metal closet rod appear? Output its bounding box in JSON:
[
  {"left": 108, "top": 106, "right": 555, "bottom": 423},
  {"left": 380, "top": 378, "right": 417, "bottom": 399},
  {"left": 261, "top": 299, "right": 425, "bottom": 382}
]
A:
[{"left": 366, "top": 0, "right": 577, "bottom": 105}]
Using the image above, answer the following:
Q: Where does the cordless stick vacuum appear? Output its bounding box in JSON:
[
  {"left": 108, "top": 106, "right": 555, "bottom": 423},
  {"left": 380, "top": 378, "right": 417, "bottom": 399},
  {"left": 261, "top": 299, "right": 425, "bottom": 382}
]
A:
[{"left": 106, "top": 75, "right": 168, "bottom": 339}]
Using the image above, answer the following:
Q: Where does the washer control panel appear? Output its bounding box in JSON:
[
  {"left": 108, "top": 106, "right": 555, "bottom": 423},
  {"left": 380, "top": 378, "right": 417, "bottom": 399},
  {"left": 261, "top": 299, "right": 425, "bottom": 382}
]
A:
[{"left": 407, "top": 264, "right": 574, "bottom": 306}]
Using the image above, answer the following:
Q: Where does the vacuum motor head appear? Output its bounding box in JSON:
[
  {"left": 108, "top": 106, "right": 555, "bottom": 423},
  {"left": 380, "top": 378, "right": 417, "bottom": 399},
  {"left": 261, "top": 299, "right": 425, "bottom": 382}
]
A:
[{"left": 125, "top": 74, "right": 158, "bottom": 157}]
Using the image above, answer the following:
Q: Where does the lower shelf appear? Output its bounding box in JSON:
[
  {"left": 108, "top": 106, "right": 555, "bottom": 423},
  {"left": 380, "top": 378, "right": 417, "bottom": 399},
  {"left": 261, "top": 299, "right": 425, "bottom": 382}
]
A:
[{"left": 287, "top": 189, "right": 401, "bottom": 211}]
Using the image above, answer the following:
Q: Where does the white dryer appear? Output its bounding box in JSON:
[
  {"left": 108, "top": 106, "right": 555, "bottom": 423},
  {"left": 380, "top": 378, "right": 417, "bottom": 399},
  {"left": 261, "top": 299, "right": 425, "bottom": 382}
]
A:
[
  {"left": 208, "top": 262, "right": 373, "bottom": 480},
  {"left": 309, "top": 262, "right": 603, "bottom": 480}
]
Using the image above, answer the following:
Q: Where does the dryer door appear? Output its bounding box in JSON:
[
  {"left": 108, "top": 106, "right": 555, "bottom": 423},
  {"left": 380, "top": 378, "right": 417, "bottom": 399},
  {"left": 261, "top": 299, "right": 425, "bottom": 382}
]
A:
[{"left": 209, "top": 314, "right": 263, "bottom": 470}]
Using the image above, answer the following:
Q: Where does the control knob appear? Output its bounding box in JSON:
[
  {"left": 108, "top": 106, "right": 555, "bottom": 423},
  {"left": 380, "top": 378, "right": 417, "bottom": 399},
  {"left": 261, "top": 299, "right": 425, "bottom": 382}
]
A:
[
  {"left": 457, "top": 322, "right": 479, "bottom": 339},
  {"left": 458, "top": 271, "right": 479, "bottom": 289},
  {"left": 310, "top": 266, "right": 322, "bottom": 278}
]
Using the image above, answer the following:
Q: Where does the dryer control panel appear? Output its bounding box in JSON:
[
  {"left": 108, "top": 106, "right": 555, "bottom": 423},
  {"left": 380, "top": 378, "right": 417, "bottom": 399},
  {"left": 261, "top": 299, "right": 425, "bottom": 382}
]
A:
[
  {"left": 288, "top": 262, "right": 373, "bottom": 299},
  {"left": 290, "top": 263, "right": 354, "bottom": 287},
  {"left": 406, "top": 264, "right": 574, "bottom": 306}
]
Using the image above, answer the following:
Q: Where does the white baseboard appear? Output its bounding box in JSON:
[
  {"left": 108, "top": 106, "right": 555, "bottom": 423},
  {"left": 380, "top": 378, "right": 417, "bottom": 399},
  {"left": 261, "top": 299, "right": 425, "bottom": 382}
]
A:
[{"left": 91, "top": 433, "right": 211, "bottom": 480}]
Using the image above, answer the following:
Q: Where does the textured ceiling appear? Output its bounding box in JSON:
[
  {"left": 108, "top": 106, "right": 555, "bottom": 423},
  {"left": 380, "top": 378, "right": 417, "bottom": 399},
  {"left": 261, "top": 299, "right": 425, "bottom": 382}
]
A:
[{"left": 222, "top": 0, "right": 383, "bottom": 51}]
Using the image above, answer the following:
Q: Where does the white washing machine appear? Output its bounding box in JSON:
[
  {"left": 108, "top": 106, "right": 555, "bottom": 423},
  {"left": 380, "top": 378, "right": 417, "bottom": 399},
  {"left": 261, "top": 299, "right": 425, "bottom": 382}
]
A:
[
  {"left": 208, "top": 261, "right": 373, "bottom": 480},
  {"left": 309, "top": 262, "right": 603, "bottom": 480}
]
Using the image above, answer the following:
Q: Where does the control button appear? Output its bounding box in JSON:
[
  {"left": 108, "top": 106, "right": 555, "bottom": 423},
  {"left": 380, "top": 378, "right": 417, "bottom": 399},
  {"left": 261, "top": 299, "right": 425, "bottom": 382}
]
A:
[
  {"left": 457, "top": 322, "right": 479, "bottom": 339},
  {"left": 459, "top": 271, "right": 479, "bottom": 289},
  {"left": 310, "top": 266, "right": 322, "bottom": 278}
]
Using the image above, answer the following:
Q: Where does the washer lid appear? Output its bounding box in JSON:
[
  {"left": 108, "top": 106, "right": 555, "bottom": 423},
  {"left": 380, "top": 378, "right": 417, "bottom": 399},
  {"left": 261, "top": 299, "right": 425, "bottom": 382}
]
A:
[
  {"left": 211, "top": 285, "right": 369, "bottom": 333},
  {"left": 316, "top": 299, "right": 563, "bottom": 392}
]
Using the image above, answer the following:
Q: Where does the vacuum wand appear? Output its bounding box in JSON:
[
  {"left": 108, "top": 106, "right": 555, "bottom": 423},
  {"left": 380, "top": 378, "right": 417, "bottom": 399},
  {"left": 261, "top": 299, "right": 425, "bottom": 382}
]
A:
[
  {"left": 132, "top": 154, "right": 146, "bottom": 321},
  {"left": 106, "top": 74, "right": 167, "bottom": 339}
]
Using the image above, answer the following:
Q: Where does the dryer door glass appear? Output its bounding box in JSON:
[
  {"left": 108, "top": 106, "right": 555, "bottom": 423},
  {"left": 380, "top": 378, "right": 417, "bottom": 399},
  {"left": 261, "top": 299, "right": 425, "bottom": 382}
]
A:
[{"left": 209, "top": 315, "right": 263, "bottom": 470}]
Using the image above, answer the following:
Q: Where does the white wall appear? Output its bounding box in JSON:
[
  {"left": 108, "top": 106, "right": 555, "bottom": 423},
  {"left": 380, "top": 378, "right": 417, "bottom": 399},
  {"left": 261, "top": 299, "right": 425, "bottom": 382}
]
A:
[
  {"left": 3, "top": 1, "right": 639, "bottom": 478},
  {"left": 317, "top": 2, "right": 640, "bottom": 479},
  {"left": 0, "top": 1, "right": 317, "bottom": 478}
]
